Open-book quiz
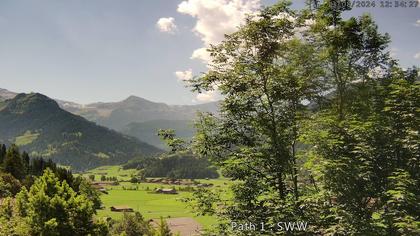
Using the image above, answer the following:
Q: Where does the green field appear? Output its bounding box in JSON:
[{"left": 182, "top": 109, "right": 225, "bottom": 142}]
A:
[
  {"left": 14, "top": 130, "right": 40, "bottom": 146},
  {"left": 78, "top": 165, "right": 138, "bottom": 181},
  {"left": 82, "top": 166, "right": 231, "bottom": 229}
]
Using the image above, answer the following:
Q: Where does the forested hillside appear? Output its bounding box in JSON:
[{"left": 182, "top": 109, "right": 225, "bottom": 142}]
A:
[
  {"left": 121, "top": 120, "right": 194, "bottom": 149},
  {"left": 0, "top": 89, "right": 217, "bottom": 147},
  {"left": 0, "top": 93, "right": 161, "bottom": 170},
  {"left": 123, "top": 152, "right": 219, "bottom": 179}
]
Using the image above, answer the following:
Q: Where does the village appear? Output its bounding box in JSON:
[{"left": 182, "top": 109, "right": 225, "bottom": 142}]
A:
[{"left": 77, "top": 165, "right": 227, "bottom": 235}]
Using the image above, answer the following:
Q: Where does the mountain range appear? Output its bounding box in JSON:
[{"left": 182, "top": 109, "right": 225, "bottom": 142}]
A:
[
  {"left": 0, "top": 88, "right": 218, "bottom": 147},
  {"left": 0, "top": 93, "right": 163, "bottom": 170},
  {"left": 62, "top": 95, "right": 218, "bottom": 131},
  {"left": 0, "top": 88, "right": 219, "bottom": 167}
]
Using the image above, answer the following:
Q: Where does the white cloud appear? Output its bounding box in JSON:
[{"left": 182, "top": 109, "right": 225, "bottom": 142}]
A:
[
  {"left": 177, "top": 0, "right": 261, "bottom": 63},
  {"left": 414, "top": 52, "right": 420, "bottom": 60},
  {"left": 196, "top": 90, "right": 219, "bottom": 102},
  {"left": 175, "top": 69, "right": 193, "bottom": 81},
  {"left": 368, "top": 66, "right": 386, "bottom": 79},
  {"left": 156, "top": 17, "right": 177, "bottom": 33},
  {"left": 273, "top": 12, "right": 295, "bottom": 22},
  {"left": 390, "top": 47, "right": 398, "bottom": 58},
  {"left": 415, "top": 20, "right": 420, "bottom": 27},
  {"left": 191, "top": 47, "right": 211, "bottom": 62}
]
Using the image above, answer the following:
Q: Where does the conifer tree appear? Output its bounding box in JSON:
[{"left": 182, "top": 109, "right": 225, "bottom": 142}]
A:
[
  {"left": 3, "top": 145, "right": 25, "bottom": 180},
  {"left": 16, "top": 169, "right": 100, "bottom": 235},
  {"left": 0, "top": 144, "right": 6, "bottom": 164}
]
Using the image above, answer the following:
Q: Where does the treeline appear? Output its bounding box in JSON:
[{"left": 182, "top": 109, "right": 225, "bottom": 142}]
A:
[
  {"left": 0, "top": 144, "right": 75, "bottom": 197},
  {"left": 123, "top": 152, "right": 219, "bottom": 179},
  {"left": 0, "top": 144, "right": 176, "bottom": 235}
]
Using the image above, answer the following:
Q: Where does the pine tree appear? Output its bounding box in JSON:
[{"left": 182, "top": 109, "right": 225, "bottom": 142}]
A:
[
  {"left": 22, "top": 151, "right": 30, "bottom": 175},
  {"left": 3, "top": 145, "right": 25, "bottom": 180},
  {"left": 15, "top": 169, "right": 100, "bottom": 235},
  {"left": 155, "top": 217, "right": 172, "bottom": 236},
  {"left": 0, "top": 144, "right": 6, "bottom": 165},
  {"left": 111, "top": 211, "right": 153, "bottom": 236}
]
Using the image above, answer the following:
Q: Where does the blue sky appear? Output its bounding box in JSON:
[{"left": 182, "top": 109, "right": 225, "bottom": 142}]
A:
[{"left": 0, "top": 0, "right": 418, "bottom": 105}]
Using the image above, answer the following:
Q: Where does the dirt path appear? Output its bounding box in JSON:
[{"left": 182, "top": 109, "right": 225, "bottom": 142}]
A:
[{"left": 151, "top": 217, "right": 202, "bottom": 236}]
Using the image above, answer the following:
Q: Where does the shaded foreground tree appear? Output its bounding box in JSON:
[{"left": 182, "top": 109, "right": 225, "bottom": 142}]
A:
[
  {"left": 0, "top": 169, "right": 108, "bottom": 235},
  {"left": 188, "top": 0, "right": 419, "bottom": 235},
  {"left": 110, "top": 212, "right": 154, "bottom": 236},
  {"left": 110, "top": 212, "right": 176, "bottom": 236}
]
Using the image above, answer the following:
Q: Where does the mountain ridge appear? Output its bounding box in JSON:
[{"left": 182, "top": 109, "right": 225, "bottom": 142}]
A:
[
  {"left": 0, "top": 92, "right": 161, "bottom": 170},
  {"left": 0, "top": 88, "right": 219, "bottom": 149},
  {"left": 0, "top": 88, "right": 219, "bottom": 128}
]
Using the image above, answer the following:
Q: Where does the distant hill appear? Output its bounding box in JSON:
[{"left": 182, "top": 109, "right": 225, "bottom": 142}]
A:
[
  {"left": 65, "top": 96, "right": 219, "bottom": 131},
  {"left": 0, "top": 88, "right": 219, "bottom": 145},
  {"left": 0, "top": 93, "right": 161, "bottom": 170},
  {"left": 0, "top": 88, "right": 17, "bottom": 101},
  {"left": 121, "top": 120, "right": 195, "bottom": 149}
]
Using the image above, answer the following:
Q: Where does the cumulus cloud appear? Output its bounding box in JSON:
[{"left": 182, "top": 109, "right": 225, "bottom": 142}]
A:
[
  {"left": 390, "top": 47, "right": 399, "bottom": 58},
  {"left": 156, "top": 17, "right": 177, "bottom": 33},
  {"left": 176, "top": 0, "right": 261, "bottom": 102},
  {"left": 175, "top": 69, "right": 193, "bottom": 81},
  {"left": 415, "top": 20, "right": 420, "bottom": 27},
  {"left": 177, "top": 0, "right": 261, "bottom": 63},
  {"left": 196, "top": 90, "right": 219, "bottom": 102},
  {"left": 368, "top": 66, "right": 386, "bottom": 79},
  {"left": 191, "top": 47, "right": 211, "bottom": 62},
  {"left": 414, "top": 52, "right": 420, "bottom": 60}
]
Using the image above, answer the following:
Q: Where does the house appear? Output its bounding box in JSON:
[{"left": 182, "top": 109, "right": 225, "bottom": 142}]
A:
[
  {"left": 98, "top": 188, "right": 109, "bottom": 194},
  {"left": 92, "top": 181, "right": 118, "bottom": 186},
  {"left": 110, "top": 205, "right": 134, "bottom": 212},
  {"left": 155, "top": 188, "right": 178, "bottom": 194}
]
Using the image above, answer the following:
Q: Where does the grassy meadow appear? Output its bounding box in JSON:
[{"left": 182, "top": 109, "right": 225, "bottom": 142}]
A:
[{"left": 79, "top": 165, "right": 231, "bottom": 229}]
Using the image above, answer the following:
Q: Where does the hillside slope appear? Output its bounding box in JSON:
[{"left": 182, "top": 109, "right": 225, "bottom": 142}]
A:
[
  {"left": 0, "top": 93, "right": 161, "bottom": 170},
  {"left": 121, "top": 120, "right": 195, "bottom": 149},
  {"left": 68, "top": 96, "right": 219, "bottom": 130}
]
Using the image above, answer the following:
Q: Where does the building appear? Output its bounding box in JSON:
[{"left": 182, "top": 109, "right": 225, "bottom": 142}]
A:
[
  {"left": 110, "top": 205, "right": 134, "bottom": 212},
  {"left": 155, "top": 188, "right": 178, "bottom": 194}
]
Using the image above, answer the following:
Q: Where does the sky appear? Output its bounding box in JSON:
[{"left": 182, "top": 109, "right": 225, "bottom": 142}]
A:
[{"left": 0, "top": 0, "right": 418, "bottom": 105}]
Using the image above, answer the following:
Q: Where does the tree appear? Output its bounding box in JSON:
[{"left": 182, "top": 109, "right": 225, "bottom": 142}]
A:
[
  {"left": 0, "top": 172, "right": 21, "bottom": 197},
  {"left": 158, "top": 129, "right": 188, "bottom": 153},
  {"left": 0, "top": 144, "right": 6, "bottom": 164},
  {"left": 189, "top": 2, "right": 324, "bottom": 233},
  {"left": 187, "top": 0, "right": 419, "bottom": 235},
  {"left": 22, "top": 151, "right": 30, "bottom": 174},
  {"left": 111, "top": 211, "right": 154, "bottom": 236},
  {"left": 372, "top": 170, "right": 420, "bottom": 235},
  {"left": 154, "top": 217, "right": 173, "bottom": 236},
  {"left": 0, "top": 197, "right": 31, "bottom": 235},
  {"left": 89, "top": 174, "right": 95, "bottom": 181},
  {"left": 301, "top": 1, "right": 418, "bottom": 234},
  {"left": 3, "top": 144, "right": 25, "bottom": 180},
  {"left": 130, "top": 176, "right": 140, "bottom": 183},
  {"left": 78, "top": 178, "right": 102, "bottom": 210},
  {"left": 15, "top": 169, "right": 102, "bottom": 235}
]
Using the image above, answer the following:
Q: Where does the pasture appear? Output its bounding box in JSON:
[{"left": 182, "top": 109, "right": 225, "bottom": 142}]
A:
[{"left": 81, "top": 165, "right": 231, "bottom": 229}]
